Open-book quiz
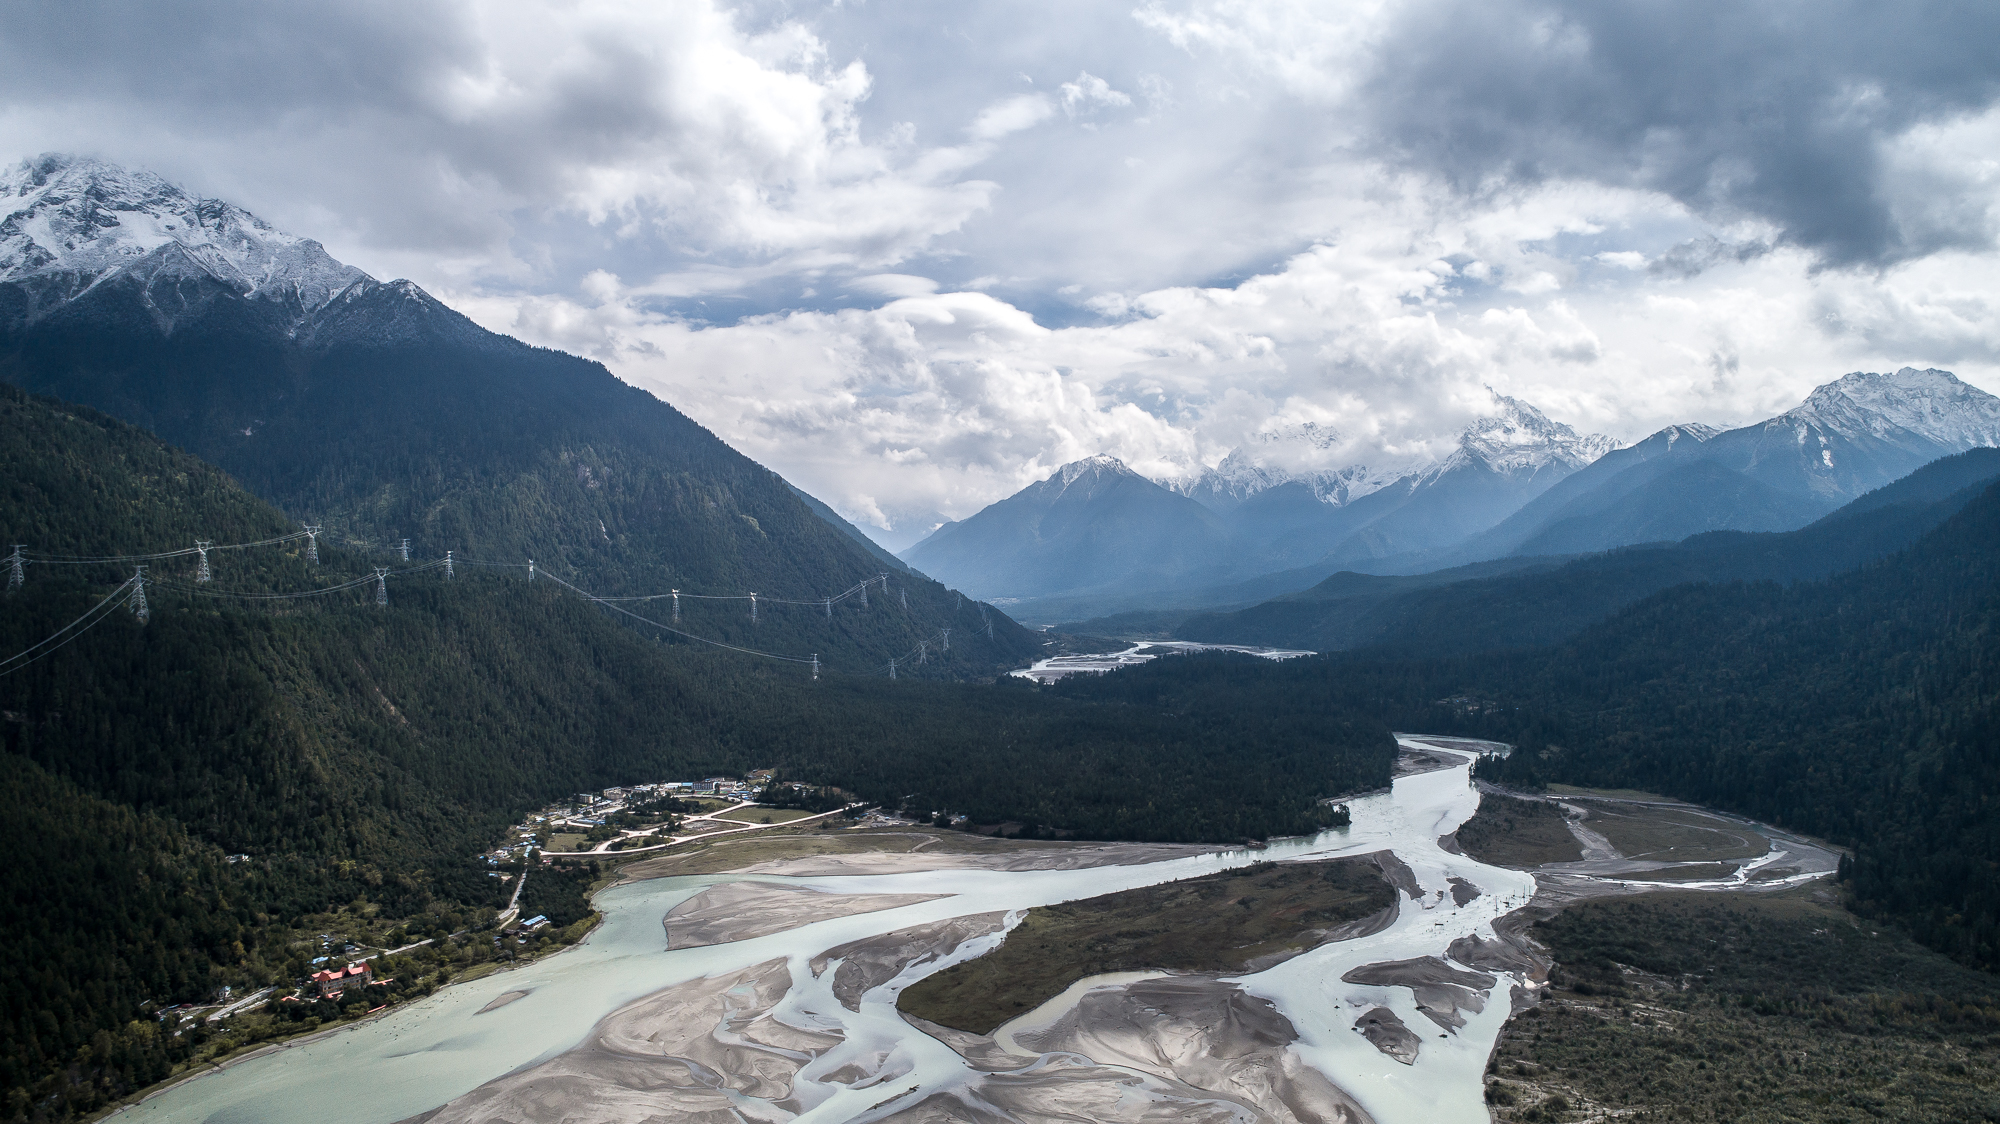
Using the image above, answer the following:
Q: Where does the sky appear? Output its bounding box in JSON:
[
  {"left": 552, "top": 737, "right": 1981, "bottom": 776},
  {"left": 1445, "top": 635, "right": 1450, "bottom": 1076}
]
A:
[{"left": 6, "top": 0, "right": 2000, "bottom": 548}]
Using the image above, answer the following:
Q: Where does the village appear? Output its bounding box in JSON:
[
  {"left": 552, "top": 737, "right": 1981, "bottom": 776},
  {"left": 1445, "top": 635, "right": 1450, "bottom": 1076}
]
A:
[{"left": 482, "top": 768, "right": 867, "bottom": 866}]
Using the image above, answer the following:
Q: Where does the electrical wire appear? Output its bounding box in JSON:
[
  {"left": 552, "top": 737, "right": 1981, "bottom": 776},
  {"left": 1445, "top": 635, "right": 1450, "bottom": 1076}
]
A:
[
  {"left": 23, "top": 531, "right": 310, "bottom": 565},
  {"left": 0, "top": 578, "right": 137, "bottom": 677},
  {"left": 535, "top": 572, "right": 819, "bottom": 664}
]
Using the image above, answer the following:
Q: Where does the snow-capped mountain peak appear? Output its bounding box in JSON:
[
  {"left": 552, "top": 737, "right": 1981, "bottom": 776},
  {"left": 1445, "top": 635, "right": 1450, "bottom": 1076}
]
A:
[
  {"left": 1658, "top": 422, "right": 1720, "bottom": 448},
  {"left": 1784, "top": 368, "right": 2000, "bottom": 449},
  {"left": 1043, "top": 454, "right": 1140, "bottom": 495},
  {"left": 1453, "top": 392, "right": 1619, "bottom": 474},
  {"left": 1174, "top": 392, "right": 1618, "bottom": 509},
  {"left": 0, "top": 153, "right": 370, "bottom": 316}
]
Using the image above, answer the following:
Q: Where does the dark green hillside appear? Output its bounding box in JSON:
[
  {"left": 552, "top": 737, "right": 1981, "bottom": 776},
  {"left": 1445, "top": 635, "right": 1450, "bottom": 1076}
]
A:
[
  {"left": 1457, "top": 481, "right": 2000, "bottom": 968},
  {"left": 1156, "top": 477, "right": 2000, "bottom": 972},
  {"left": 0, "top": 284, "right": 1037, "bottom": 675}
]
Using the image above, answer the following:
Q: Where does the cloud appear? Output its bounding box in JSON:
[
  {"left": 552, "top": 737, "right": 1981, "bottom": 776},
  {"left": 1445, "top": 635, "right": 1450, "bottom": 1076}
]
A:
[
  {"left": 0, "top": 0, "right": 1016, "bottom": 284},
  {"left": 11, "top": 0, "right": 2000, "bottom": 541},
  {"left": 1348, "top": 0, "right": 2000, "bottom": 268},
  {"left": 1059, "top": 72, "right": 1132, "bottom": 118}
]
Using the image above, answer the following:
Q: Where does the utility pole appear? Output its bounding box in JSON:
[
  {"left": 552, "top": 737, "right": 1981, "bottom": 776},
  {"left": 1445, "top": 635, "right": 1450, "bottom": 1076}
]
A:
[
  {"left": 195, "top": 541, "right": 213, "bottom": 583},
  {"left": 374, "top": 568, "right": 389, "bottom": 606},
  {"left": 7, "top": 546, "right": 23, "bottom": 593},
  {"left": 303, "top": 525, "right": 322, "bottom": 564},
  {"left": 131, "top": 566, "right": 149, "bottom": 623},
  {"left": 399, "top": 538, "right": 410, "bottom": 562}
]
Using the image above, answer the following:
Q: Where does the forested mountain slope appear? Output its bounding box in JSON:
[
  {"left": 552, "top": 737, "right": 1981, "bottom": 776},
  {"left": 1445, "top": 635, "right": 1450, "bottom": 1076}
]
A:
[
  {"left": 1077, "top": 474, "right": 2000, "bottom": 973},
  {"left": 1449, "top": 478, "right": 2000, "bottom": 969},
  {"left": 0, "top": 155, "right": 1016, "bottom": 673},
  {"left": 0, "top": 384, "right": 1395, "bottom": 1114},
  {"left": 1180, "top": 448, "right": 2000, "bottom": 654}
]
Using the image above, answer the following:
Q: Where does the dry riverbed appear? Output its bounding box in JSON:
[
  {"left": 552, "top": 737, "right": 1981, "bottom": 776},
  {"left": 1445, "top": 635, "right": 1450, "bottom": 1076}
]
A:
[{"left": 399, "top": 742, "right": 1854, "bottom": 1124}]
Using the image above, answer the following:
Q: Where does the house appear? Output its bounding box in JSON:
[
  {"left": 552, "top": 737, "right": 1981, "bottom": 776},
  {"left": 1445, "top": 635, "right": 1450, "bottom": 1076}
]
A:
[{"left": 310, "top": 962, "right": 373, "bottom": 998}]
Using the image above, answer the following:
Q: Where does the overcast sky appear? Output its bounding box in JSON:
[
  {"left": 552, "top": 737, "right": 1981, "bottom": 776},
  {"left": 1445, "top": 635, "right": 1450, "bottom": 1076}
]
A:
[{"left": 7, "top": 0, "right": 2000, "bottom": 546}]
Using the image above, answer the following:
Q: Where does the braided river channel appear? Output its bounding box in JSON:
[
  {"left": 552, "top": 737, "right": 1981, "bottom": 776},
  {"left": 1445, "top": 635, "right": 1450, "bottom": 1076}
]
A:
[{"left": 117, "top": 737, "right": 1826, "bottom": 1124}]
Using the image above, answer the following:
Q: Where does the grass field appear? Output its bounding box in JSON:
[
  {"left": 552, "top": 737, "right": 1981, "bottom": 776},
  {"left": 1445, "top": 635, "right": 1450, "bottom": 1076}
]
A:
[
  {"left": 1486, "top": 886, "right": 2000, "bottom": 1122},
  {"left": 617, "top": 827, "right": 1073, "bottom": 878},
  {"left": 897, "top": 859, "right": 1394, "bottom": 1034},
  {"left": 543, "top": 833, "right": 589, "bottom": 853},
  {"left": 713, "top": 806, "right": 818, "bottom": 825},
  {"left": 1455, "top": 792, "right": 1585, "bottom": 868},
  {"left": 1578, "top": 802, "right": 1769, "bottom": 863}
]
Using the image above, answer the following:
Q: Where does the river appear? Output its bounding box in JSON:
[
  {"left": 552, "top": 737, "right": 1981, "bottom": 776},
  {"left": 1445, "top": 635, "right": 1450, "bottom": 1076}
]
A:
[{"left": 116, "top": 738, "right": 1808, "bottom": 1124}]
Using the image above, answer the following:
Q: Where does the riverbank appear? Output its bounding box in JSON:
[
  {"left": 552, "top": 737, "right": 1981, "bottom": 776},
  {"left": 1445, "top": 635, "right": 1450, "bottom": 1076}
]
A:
[{"left": 108, "top": 737, "right": 1854, "bottom": 1124}]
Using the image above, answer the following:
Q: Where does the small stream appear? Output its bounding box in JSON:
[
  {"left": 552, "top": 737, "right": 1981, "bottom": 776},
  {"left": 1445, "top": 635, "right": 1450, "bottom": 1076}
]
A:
[{"left": 118, "top": 738, "right": 1764, "bottom": 1124}]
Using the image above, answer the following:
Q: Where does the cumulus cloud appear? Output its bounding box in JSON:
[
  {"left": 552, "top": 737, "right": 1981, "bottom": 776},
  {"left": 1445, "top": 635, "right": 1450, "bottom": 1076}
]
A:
[
  {"left": 1349, "top": 0, "right": 2000, "bottom": 268},
  {"left": 0, "top": 0, "right": 1023, "bottom": 284},
  {"left": 9, "top": 0, "right": 2000, "bottom": 545}
]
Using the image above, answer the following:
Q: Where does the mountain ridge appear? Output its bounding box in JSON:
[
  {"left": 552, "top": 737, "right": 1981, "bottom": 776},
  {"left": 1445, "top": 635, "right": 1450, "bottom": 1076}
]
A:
[{"left": 0, "top": 154, "right": 1034, "bottom": 673}]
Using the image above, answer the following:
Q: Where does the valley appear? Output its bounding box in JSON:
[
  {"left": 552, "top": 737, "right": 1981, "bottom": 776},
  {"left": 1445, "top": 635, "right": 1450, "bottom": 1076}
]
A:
[
  {"left": 109, "top": 737, "right": 1866, "bottom": 1124},
  {"left": 6, "top": 147, "right": 2000, "bottom": 1124}
]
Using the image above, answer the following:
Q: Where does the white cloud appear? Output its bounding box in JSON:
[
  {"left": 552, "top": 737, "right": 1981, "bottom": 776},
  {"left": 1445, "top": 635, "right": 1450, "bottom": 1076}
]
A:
[
  {"left": 1059, "top": 72, "right": 1133, "bottom": 118},
  {"left": 11, "top": 0, "right": 2000, "bottom": 545}
]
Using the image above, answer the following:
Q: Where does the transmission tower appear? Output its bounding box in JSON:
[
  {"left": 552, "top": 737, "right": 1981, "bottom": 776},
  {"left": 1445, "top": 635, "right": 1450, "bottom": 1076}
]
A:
[
  {"left": 7, "top": 546, "right": 23, "bottom": 593},
  {"left": 750, "top": 593, "right": 758, "bottom": 624},
  {"left": 916, "top": 641, "right": 927, "bottom": 665},
  {"left": 194, "top": 541, "right": 213, "bottom": 583},
  {"left": 374, "top": 568, "right": 390, "bottom": 606},
  {"left": 900, "top": 586, "right": 907, "bottom": 611},
  {"left": 941, "top": 628, "right": 950, "bottom": 651},
  {"left": 445, "top": 550, "right": 454, "bottom": 579},
  {"left": 811, "top": 653, "right": 820, "bottom": 681},
  {"left": 888, "top": 657, "right": 897, "bottom": 680},
  {"left": 303, "top": 524, "right": 322, "bottom": 564},
  {"left": 671, "top": 589, "right": 680, "bottom": 623},
  {"left": 824, "top": 596, "right": 832, "bottom": 619},
  {"left": 399, "top": 538, "right": 410, "bottom": 562},
  {"left": 131, "top": 566, "right": 149, "bottom": 623},
  {"left": 859, "top": 581, "right": 868, "bottom": 609},
  {"left": 528, "top": 559, "right": 536, "bottom": 582}
]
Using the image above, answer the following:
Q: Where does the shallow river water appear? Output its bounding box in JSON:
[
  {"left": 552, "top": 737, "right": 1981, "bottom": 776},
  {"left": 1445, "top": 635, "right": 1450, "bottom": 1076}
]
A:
[{"left": 117, "top": 740, "right": 1679, "bottom": 1124}]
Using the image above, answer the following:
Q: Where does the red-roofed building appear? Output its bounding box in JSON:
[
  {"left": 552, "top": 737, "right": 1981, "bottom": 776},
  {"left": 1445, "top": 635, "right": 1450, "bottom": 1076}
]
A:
[{"left": 310, "top": 962, "right": 373, "bottom": 998}]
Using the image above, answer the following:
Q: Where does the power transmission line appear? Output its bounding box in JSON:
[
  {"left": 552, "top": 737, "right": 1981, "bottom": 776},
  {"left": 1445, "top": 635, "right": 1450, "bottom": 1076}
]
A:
[{"left": 0, "top": 575, "right": 138, "bottom": 677}]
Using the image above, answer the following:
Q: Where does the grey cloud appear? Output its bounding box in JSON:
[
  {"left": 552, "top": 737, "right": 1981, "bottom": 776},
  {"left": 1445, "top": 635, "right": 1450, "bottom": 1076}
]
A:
[
  {"left": 1360, "top": 0, "right": 2000, "bottom": 268},
  {"left": 1648, "top": 236, "right": 1771, "bottom": 280}
]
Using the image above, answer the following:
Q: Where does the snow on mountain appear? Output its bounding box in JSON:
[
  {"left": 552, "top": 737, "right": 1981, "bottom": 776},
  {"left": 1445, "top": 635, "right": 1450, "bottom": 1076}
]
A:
[
  {"left": 0, "top": 153, "right": 369, "bottom": 320},
  {"left": 1445, "top": 393, "right": 1619, "bottom": 475},
  {"left": 1177, "top": 391, "right": 1617, "bottom": 509},
  {"left": 1050, "top": 453, "right": 1139, "bottom": 490},
  {"left": 1780, "top": 368, "right": 2000, "bottom": 450}
]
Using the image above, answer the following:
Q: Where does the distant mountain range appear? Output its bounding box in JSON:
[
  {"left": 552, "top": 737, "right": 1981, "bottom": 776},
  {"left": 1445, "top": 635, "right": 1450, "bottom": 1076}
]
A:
[
  {"left": 904, "top": 394, "right": 1618, "bottom": 615},
  {"left": 1436, "top": 367, "right": 2000, "bottom": 567},
  {"left": 1179, "top": 446, "right": 2000, "bottom": 653},
  {"left": 907, "top": 368, "right": 2000, "bottom": 622},
  {"left": 0, "top": 153, "right": 1033, "bottom": 673}
]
